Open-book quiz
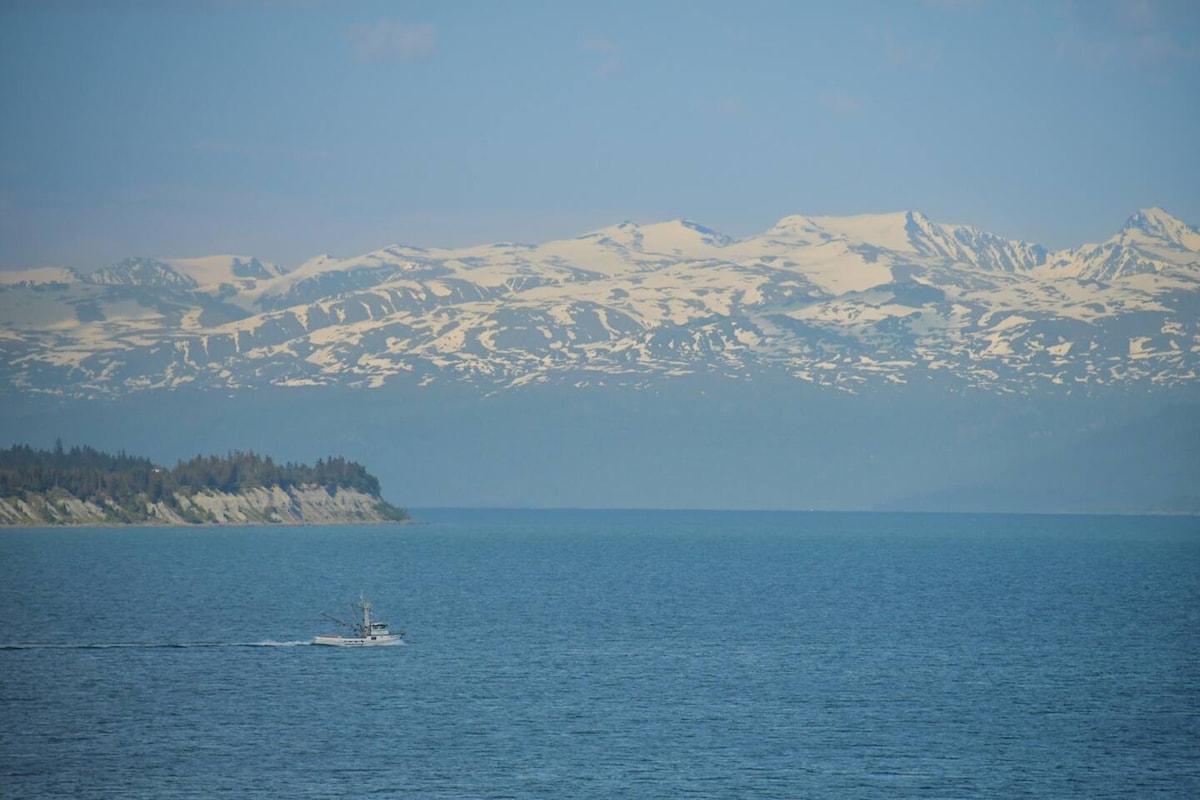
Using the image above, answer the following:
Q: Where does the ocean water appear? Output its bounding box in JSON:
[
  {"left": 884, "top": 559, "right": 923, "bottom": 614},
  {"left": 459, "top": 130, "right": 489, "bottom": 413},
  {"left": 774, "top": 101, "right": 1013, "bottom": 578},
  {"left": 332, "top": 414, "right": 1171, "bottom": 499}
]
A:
[{"left": 1, "top": 510, "right": 1197, "bottom": 799}]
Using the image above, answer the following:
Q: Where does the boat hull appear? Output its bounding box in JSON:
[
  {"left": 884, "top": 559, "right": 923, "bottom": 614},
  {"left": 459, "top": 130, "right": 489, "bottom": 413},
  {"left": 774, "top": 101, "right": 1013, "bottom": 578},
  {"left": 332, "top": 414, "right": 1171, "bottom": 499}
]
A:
[{"left": 312, "top": 634, "right": 401, "bottom": 647}]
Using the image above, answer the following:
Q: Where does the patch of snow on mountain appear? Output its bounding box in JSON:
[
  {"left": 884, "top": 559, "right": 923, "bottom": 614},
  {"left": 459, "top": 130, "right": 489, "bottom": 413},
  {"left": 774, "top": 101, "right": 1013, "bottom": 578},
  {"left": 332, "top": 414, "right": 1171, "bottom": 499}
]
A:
[
  {"left": 807, "top": 212, "right": 919, "bottom": 253},
  {"left": 636, "top": 219, "right": 732, "bottom": 257},
  {"left": 88, "top": 258, "right": 197, "bottom": 289},
  {"left": 166, "top": 255, "right": 284, "bottom": 287}
]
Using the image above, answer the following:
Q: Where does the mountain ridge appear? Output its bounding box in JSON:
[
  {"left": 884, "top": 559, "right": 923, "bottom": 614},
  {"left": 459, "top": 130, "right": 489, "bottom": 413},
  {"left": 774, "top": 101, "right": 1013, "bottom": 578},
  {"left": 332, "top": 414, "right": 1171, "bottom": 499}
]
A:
[
  {"left": 9, "top": 206, "right": 1188, "bottom": 279},
  {"left": 1, "top": 207, "right": 1197, "bottom": 400}
]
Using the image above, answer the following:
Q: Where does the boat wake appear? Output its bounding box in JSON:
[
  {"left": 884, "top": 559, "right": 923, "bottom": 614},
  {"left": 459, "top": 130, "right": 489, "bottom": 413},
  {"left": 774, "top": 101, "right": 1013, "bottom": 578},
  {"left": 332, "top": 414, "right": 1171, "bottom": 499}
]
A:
[{"left": 0, "top": 640, "right": 313, "bottom": 650}]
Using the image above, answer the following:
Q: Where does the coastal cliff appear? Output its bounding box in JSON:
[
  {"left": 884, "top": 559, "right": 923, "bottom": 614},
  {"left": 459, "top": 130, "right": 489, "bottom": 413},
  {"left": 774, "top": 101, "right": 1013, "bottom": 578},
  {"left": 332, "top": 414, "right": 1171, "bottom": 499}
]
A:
[
  {"left": 0, "top": 484, "right": 405, "bottom": 526},
  {"left": 0, "top": 444, "right": 408, "bottom": 526}
]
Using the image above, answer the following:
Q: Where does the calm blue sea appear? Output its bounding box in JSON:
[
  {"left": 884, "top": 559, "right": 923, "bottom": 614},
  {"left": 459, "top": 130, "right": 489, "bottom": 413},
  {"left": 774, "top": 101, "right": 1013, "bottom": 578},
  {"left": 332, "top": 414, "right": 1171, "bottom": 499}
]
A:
[{"left": 1, "top": 510, "right": 1197, "bottom": 799}]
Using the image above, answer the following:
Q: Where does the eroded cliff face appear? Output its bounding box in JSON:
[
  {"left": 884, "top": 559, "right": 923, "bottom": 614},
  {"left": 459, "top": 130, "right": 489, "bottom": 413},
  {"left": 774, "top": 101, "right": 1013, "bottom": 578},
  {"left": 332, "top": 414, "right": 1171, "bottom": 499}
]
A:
[{"left": 0, "top": 484, "right": 405, "bottom": 526}]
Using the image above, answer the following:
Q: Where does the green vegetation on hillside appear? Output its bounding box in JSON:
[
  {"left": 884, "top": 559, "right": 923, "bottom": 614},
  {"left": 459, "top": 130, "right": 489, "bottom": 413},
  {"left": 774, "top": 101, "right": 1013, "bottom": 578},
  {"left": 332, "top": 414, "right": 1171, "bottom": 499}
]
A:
[{"left": 0, "top": 441, "right": 408, "bottom": 522}]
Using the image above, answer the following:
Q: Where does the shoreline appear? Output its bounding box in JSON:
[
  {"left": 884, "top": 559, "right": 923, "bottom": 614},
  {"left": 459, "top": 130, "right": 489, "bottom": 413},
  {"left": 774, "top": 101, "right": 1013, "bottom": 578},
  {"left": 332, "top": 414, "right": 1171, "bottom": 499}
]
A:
[{"left": 0, "top": 518, "right": 419, "bottom": 530}]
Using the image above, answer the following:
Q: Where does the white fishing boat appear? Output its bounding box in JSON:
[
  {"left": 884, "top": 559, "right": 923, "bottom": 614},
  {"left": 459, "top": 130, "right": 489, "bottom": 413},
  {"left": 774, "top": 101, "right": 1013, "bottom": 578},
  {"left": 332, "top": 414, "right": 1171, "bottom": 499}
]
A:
[{"left": 312, "top": 595, "right": 402, "bottom": 647}]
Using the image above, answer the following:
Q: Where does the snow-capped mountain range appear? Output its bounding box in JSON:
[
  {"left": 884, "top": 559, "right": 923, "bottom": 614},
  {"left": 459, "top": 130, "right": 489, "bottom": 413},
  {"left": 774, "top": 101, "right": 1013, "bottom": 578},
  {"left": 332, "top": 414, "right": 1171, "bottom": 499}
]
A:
[{"left": 2, "top": 208, "right": 1198, "bottom": 398}]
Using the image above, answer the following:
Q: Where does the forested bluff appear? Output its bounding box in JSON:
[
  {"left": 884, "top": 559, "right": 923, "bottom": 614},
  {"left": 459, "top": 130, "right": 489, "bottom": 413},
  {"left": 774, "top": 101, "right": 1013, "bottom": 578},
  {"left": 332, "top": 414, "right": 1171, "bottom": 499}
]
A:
[{"left": 0, "top": 443, "right": 409, "bottom": 526}]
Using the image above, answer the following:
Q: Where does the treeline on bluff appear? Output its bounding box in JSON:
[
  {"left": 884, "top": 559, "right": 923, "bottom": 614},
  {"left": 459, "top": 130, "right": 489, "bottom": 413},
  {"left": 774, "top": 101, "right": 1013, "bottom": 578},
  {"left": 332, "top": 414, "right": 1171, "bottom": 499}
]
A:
[{"left": 0, "top": 441, "right": 402, "bottom": 517}]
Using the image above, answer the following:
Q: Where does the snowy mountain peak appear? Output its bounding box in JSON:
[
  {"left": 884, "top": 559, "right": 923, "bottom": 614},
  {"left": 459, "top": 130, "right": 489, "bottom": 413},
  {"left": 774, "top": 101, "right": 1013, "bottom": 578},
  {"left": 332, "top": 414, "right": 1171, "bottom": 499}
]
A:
[
  {"left": 166, "top": 255, "right": 285, "bottom": 287},
  {"left": 809, "top": 211, "right": 922, "bottom": 253},
  {"left": 88, "top": 258, "right": 198, "bottom": 289},
  {"left": 82, "top": 255, "right": 287, "bottom": 290},
  {"left": 578, "top": 220, "right": 641, "bottom": 243},
  {"left": 1125, "top": 206, "right": 1181, "bottom": 230},
  {"left": 634, "top": 219, "right": 733, "bottom": 254},
  {"left": 1121, "top": 207, "right": 1200, "bottom": 249},
  {"left": 764, "top": 214, "right": 829, "bottom": 243},
  {"left": 291, "top": 255, "right": 339, "bottom": 275},
  {"left": 757, "top": 210, "right": 1044, "bottom": 272},
  {"left": 765, "top": 211, "right": 922, "bottom": 252}
]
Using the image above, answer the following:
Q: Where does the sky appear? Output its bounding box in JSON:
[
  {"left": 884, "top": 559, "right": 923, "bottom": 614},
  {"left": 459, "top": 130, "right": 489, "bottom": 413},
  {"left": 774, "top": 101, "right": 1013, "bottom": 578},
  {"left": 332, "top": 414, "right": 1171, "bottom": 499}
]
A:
[{"left": 1, "top": 0, "right": 1198, "bottom": 272}]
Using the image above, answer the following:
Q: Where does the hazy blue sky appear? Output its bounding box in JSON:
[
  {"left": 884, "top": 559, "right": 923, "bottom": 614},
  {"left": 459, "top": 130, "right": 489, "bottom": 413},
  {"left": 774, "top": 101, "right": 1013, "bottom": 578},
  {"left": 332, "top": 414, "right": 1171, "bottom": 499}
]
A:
[{"left": 2, "top": 0, "right": 1198, "bottom": 270}]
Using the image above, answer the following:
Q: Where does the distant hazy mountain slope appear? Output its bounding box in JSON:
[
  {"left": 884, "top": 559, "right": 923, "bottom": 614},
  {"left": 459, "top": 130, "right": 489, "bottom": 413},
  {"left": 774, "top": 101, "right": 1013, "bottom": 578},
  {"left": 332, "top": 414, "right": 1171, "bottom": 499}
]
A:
[{"left": 881, "top": 402, "right": 1200, "bottom": 514}]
